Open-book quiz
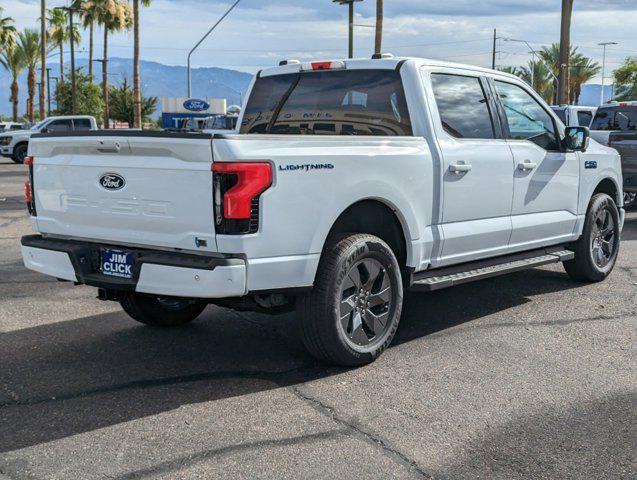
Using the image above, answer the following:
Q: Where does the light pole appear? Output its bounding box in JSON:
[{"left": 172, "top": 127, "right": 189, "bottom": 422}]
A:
[
  {"left": 503, "top": 38, "right": 559, "bottom": 86},
  {"left": 598, "top": 42, "right": 617, "bottom": 105},
  {"left": 187, "top": 0, "right": 241, "bottom": 98},
  {"left": 333, "top": 0, "right": 363, "bottom": 59}
]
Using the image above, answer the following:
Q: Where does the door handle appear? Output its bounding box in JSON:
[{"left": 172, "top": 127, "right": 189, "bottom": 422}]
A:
[
  {"left": 518, "top": 161, "right": 537, "bottom": 171},
  {"left": 449, "top": 163, "right": 472, "bottom": 173}
]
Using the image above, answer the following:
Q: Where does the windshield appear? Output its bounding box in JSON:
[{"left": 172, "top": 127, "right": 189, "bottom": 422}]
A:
[
  {"left": 31, "top": 119, "right": 50, "bottom": 130},
  {"left": 240, "top": 69, "right": 412, "bottom": 136},
  {"left": 590, "top": 107, "right": 637, "bottom": 131}
]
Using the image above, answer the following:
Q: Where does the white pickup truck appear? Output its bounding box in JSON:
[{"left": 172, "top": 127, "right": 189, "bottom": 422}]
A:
[
  {"left": 21, "top": 57, "right": 624, "bottom": 366},
  {"left": 0, "top": 115, "right": 97, "bottom": 163}
]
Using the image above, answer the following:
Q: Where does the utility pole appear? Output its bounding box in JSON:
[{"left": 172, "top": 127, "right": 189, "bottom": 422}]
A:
[
  {"left": 598, "top": 41, "right": 618, "bottom": 105},
  {"left": 375, "top": 0, "right": 383, "bottom": 56},
  {"left": 40, "top": 0, "right": 47, "bottom": 119},
  {"left": 333, "top": 0, "right": 363, "bottom": 59},
  {"left": 558, "top": 0, "right": 574, "bottom": 104},
  {"left": 187, "top": 0, "right": 241, "bottom": 98},
  {"left": 491, "top": 29, "right": 497, "bottom": 69}
]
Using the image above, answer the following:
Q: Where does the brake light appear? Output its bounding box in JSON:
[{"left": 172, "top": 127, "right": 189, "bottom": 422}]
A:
[
  {"left": 212, "top": 162, "right": 272, "bottom": 234},
  {"left": 301, "top": 60, "right": 346, "bottom": 72},
  {"left": 24, "top": 156, "right": 36, "bottom": 216}
]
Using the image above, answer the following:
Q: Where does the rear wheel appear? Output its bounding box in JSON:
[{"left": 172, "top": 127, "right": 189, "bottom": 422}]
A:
[
  {"left": 297, "top": 234, "right": 403, "bottom": 366},
  {"left": 120, "top": 293, "right": 207, "bottom": 327},
  {"left": 12, "top": 144, "right": 28, "bottom": 164},
  {"left": 564, "top": 193, "right": 620, "bottom": 282}
]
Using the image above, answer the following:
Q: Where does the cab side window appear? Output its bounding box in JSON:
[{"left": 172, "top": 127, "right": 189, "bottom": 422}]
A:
[
  {"left": 577, "top": 110, "right": 593, "bottom": 127},
  {"left": 494, "top": 81, "right": 560, "bottom": 151},
  {"left": 431, "top": 73, "right": 495, "bottom": 139},
  {"left": 46, "top": 119, "right": 73, "bottom": 132},
  {"left": 73, "top": 119, "right": 92, "bottom": 131}
]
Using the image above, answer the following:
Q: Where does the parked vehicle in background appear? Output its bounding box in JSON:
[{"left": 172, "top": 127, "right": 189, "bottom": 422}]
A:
[
  {"left": 0, "top": 115, "right": 98, "bottom": 164},
  {"left": 589, "top": 102, "right": 637, "bottom": 207},
  {"left": 590, "top": 102, "right": 637, "bottom": 145},
  {"left": 551, "top": 105, "right": 597, "bottom": 127},
  {"left": 0, "top": 121, "right": 24, "bottom": 132},
  {"left": 21, "top": 57, "right": 625, "bottom": 366}
]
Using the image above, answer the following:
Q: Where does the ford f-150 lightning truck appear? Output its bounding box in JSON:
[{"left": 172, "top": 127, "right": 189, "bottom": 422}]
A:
[{"left": 20, "top": 57, "right": 625, "bottom": 366}]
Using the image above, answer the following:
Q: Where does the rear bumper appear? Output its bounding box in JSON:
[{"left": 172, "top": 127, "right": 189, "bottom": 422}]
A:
[{"left": 21, "top": 235, "right": 247, "bottom": 299}]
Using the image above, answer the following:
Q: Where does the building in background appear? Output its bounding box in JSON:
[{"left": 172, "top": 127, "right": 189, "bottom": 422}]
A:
[{"left": 161, "top": 97, "right": 226, "bottom": 129}]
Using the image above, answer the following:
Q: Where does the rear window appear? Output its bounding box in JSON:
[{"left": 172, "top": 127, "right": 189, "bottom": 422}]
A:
[
  {"left": 591, "top": 107, "right": 637, "bottom": 131},
  {"left": 240, "top": 69, "right": 412, "bottom": 136}
]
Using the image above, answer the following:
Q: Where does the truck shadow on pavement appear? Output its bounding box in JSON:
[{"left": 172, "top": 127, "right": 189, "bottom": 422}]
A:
[{"left": 0, "top": 265, "right": 589, "bottom": 453}]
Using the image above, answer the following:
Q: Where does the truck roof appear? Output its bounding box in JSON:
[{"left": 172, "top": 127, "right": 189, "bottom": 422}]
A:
[{"left": 259, "top": 56, "right": 520, "bottom": 82}]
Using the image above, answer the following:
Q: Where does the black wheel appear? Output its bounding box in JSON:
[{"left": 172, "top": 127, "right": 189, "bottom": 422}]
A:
[
  {"left": 564, "top": 193, "right": 620, "bottom": 282},
  {"left": 297, "top": 234, "right": 403, "bottom": 366},
  {"left": 12, "top": 143, "right": 28, "bottom": 164},
  {"left": 120, "top": 293, "right": 207, "bottom": 327}
]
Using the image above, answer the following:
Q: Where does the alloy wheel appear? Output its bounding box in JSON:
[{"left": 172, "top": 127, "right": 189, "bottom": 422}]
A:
[{"left": 591, "top": 207, "right": 616, "bottom": 268}]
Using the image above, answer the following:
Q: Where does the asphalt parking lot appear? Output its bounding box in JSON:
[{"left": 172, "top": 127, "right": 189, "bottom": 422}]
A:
[{"left": 0, "top": 157, "right": 635, "bottom": 480}]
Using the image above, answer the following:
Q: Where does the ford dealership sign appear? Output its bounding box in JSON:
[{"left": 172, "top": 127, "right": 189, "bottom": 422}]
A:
[{"left": 183, "top": 99, "right": 210, "bottom": 112}]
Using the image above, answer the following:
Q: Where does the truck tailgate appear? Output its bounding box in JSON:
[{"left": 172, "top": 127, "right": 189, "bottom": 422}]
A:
[{"left": 29, "top": 133, "right": 217, "bottom": 252}]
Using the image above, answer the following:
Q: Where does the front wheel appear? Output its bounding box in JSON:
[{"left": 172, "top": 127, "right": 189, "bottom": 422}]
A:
[
  {"left": 120, "top": 293, "right": 207, "bottom": 327},
  {"left": 564, "top": 193, "right": 620, "bottom": 282},
  {"left": 297, "top": 234, "right": 403, "bottom": 366}
]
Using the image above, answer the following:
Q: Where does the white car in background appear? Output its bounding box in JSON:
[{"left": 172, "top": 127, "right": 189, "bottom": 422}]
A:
[
  {"left": 550, "top": 105, "right": 597, "bottom": 127},
  {"left": 0, "top": 115, "right": 97, "bottom": 164}
]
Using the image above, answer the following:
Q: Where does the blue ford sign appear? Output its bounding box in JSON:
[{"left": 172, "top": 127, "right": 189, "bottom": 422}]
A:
[{"left": 183, "top": 98, "right": 210, "bottom": 112}]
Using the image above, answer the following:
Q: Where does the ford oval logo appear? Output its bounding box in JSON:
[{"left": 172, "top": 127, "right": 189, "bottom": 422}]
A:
[
  {"left": 183, "top": 98, "right": 210, "bottom": 112},
  {"left": 99, "top": 173, "right": 126, "bottom": 191}
]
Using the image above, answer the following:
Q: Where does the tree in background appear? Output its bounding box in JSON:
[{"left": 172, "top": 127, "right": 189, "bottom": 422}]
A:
[
  {"left": 17, "top": 29, "right": 42, "bottom": 122},
  {"left": 109, "top": 77, "right": 157, "bottom": 126},
  {"left": 47, "top": 8, "right": 80, "bottom": 84},
  {"left": 72, "top": 0, "right": 100, "bottom": 81},
  {"left": 0, "top": 46, "right": 26, "bottom": 121},
  {"left": 54, "top": 69, "right": 103, "bottom": 119},
  {"left": 0, "top": 7, "right": 16, "bottom": 53},
  {"left": 569, "top": 55, "right": 600, "bottom": 105},
  {"left": 500, "top": 63, "right": 553, "bottom": 103},
  {"left": 133, "top": 0, "right": 152, "bottom": 129},
  {"left": 612, "top": 57, "right": 637, "bottom": 101},
  {"left": 87, "top": 0, "right": 132, "bottom": 127}
]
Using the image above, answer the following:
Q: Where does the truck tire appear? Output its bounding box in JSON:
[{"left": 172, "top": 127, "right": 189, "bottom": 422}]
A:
[
  {"left": 12, "top": 143, "right": 28, "bottom": 164},
  {"left": 297, "top": 234, "right": 403, "bottom": 366},
  {"left": 120, "top": 293, "right": 207, "bottom": 327},
  {"left": 564, "top": 193, "right": 620, "bottom": 282}
]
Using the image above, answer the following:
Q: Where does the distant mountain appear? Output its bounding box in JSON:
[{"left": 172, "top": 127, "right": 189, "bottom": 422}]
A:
[{"left": 0, "top": 57, "right": 253, "bottom": 118}]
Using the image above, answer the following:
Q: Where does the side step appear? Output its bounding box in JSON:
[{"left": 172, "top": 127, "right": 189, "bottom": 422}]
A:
[{"left": 410, "top": 248, "right": 574, "bottom": 292}]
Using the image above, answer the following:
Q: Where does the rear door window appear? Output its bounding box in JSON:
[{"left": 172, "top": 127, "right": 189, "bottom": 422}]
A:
[
  {"left": 430, "top": 73, "right": 495, "bottom": 139},
  {"left": 240, "top": 69, "right": 412, "bottom": 136},
  {"left": 73, "top": 119, "right": 92, "bottom": 130}
]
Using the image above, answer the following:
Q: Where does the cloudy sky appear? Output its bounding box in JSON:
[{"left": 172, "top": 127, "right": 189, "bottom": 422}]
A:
[{"left": 4, "top": 0, "right": 637, "bottom": 82}]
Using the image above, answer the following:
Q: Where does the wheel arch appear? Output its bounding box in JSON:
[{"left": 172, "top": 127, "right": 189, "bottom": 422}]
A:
[
  {"left": 319, "top": 198, "right": 413, "bottom": 271},
  {"left": 592, "top": 177, "right": 622, "bottom": 206}
]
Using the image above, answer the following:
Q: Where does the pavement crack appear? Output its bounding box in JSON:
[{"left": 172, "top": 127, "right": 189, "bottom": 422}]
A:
[{"left": 291, "top": 386, "right": 435, "bottom": 479}]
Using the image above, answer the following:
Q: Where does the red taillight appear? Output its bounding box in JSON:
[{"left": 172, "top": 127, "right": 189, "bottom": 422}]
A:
[
  {"left": 25, "top": 181, "right": 31, "bottom": 204},
  {"left": 212, "top": 162, "right": 272, "bottom": 219},
  {"left": 311, "top": 61, "right": 333, "bottom": 71},
  {"left": 24, "top": 156, "right": 33, "bottom": 166}
]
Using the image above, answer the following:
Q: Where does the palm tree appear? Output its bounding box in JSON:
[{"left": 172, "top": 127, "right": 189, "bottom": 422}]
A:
[
  {"left": 89, "top": 0, "right": 131, "bottom": 128},
  {"left": 73, "top": 0, "right": 99, "bottom": 81},
  {"left": 0, "top": 7, "right": 17, "bottom": 53},
  {"left": 47, "top": 8, "right": 80, "bottom": 84},
  {"left": 17, "top": 29, "right": 42, "bottom": 122},
  {"left": 40, "top": 0, "right": 47, "bottom": 119},
  {"left": 0, "top": 46, "right": 26, "bottom": 121},
  {"left": 569, "top": 54, "right": 600, "bottom": 105},
  {"left": 132, "top": 0, "right": 151, "bottom": 129}
]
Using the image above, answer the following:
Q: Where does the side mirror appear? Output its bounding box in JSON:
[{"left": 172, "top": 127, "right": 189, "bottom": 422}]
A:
[{"left": 564, "top": 126, "right": 589, "bottom": 152}]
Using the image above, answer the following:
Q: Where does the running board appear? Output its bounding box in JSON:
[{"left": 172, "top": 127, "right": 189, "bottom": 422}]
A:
[{"left": 410, "top": 248, "right": 574, "bottom": 292}]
